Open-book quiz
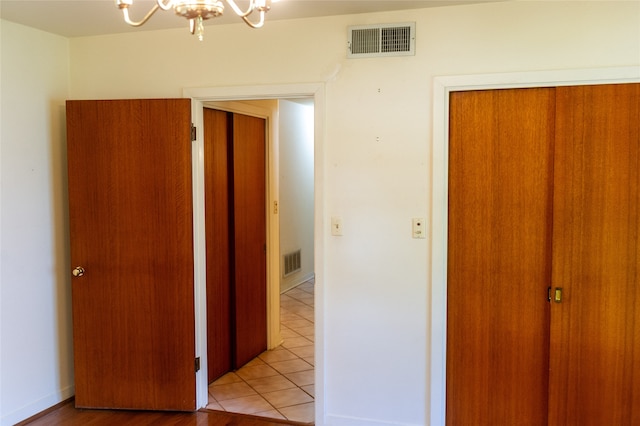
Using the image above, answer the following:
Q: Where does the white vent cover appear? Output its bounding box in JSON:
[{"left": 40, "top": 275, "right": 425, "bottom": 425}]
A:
[
  {"left": 283, "top": 249, "right": 302, "bottom": 277},
  {"left": 348, "top": 22, "right": 415, "bottom": 58}
]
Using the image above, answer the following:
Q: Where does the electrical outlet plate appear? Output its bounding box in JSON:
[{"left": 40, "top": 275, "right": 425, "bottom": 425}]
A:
[{"left": 412, "top": 218, "right": 426, "bottom": 239}]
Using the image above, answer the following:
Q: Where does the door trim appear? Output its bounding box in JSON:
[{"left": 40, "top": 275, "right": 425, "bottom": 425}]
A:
[
  {"left": 430, "top": 66, "right": 640, "bottom": 426},
  {"left": 184, "top": 84, "right": 325, "bottom": 423}
]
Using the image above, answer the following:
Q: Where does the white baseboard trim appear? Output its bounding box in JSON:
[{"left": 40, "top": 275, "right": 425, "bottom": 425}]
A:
[
  {"left": 281, "top": 272, "right": 315, "bottom": 294},
  {"left": 0, "top": 385, "right": 76, "bottom": 426},
  {"left": 325, "top": 413, "right": 423, "bottom": 426},
  {"left": 1, "top": 385, "right": 75, "bottom": 426}
]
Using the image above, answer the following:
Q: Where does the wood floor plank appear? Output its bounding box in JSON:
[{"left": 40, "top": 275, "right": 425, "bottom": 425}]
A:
[{"left": 19, "top": 400, "right": 308, "bottom": 426}]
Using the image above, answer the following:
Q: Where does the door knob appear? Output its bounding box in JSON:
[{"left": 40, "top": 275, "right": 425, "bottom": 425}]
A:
[{"left": 72, "top": 266, "right": 85, "bottom": 277}]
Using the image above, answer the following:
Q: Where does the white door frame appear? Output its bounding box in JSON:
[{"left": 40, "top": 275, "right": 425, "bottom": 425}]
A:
[
  {"left": 430, "top": 66, "right": 640, "bottom": 426},
  {"left": 183, "top": 83, "right": 325, "bottom": 424}
]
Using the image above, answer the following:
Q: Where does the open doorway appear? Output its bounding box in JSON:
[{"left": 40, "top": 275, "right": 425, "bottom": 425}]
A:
[{"left": 201, "top": 98, "right": 315, "bottom": 423}]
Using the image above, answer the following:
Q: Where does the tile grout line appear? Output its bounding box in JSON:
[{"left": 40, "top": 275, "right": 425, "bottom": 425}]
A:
[{"left": 207, "top": 279, "right": 315, "bottom": 422}]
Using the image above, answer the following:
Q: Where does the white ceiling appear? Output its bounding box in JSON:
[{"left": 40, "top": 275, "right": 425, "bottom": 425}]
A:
[{"left": 0, "top": 0, "right": 500, "bottom": 38}]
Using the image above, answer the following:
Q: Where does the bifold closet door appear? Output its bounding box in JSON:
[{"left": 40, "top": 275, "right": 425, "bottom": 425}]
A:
[
  {"left": 548, "top": 83, "right": 640, "bottom": 425},
  {"left": 447, "top": 88, "right": 555, "bottom": 425}
]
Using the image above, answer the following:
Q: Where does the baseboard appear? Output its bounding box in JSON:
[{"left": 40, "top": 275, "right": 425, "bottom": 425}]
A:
[
  {"left": 281, "top": 272, "right": 315, "bottom": 294},
  {"left": 325, "top": 413, "right": 422, "bottom": 426},
  {"left": 1, "top": 385, "right": 75, "bottom": 426}
]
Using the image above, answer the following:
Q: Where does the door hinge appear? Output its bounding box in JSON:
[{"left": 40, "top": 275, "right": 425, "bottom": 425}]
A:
[
  {"left": 548, "top": 287, "right": 552, "bottom": 302},
  {"left": 195, "top": 357, "right": 201, "bottom": 373},
  {"left": 191, "top": 124, "right": 197, "bottom": 142}
]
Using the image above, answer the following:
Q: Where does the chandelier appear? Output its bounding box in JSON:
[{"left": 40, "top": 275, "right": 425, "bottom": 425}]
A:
[{"left": 115, "top": 0, "right": 272, "bottom": 40}]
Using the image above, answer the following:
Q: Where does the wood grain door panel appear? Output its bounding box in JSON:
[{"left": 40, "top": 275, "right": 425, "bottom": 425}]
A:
[
  {"left": 447, "top": 88, "right": 555, "bottom": 425},
  {"left": 447, "top": 83, "right": 640, "bottom": 425},
  {"left": 204, "top": 109, "right": 267, "bottom": 378},
  {"left": 66, "top": 99, "right": 196, "bottom": 410},
  {"left": 204, "top": 108, "right": 232, "bottom": 382},
  {"left": 549, "top": 83, "right": 640, "bottom": 426},
  {"left": 232, "top": 113, "right": 268, "bottom": 368}
]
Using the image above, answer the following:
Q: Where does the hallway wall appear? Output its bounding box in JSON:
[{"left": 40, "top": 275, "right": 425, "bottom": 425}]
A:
[{"left": 279, "top": 99, "right": 314, "bottom": 293}]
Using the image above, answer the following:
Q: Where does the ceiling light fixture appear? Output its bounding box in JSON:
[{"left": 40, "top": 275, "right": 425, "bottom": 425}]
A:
[{"left": 115, "top": 0, "right": 272, "bottom": 41}]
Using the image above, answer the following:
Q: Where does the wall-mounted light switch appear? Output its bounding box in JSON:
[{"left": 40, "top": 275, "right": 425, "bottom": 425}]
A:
[
  {"left": 412, "top": 218, "right": 426, "bottom": 239},
  {"left": 331, "top": 216, "right": 343, "bottom": 236}
]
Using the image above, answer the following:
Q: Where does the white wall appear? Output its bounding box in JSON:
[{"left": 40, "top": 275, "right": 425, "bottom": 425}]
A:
[
  {"left": 68, "top": 5, "right": 638, "bottom": 424},
  {"left": 0, "top": 21, "right": 73, "bottom": 425},
  {"left": 1, "top": 1, "right": 638, "bottom": 425},
  {"left": 279, "top": 99, "right": 314, "bottom": 292}
]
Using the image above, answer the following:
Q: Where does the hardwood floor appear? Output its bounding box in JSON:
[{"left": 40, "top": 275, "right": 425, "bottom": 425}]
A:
[{"left": 19, "top": 399, "right": 305, "bottom": 426}]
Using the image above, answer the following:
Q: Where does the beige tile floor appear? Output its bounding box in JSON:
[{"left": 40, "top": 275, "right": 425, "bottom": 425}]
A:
[{"left": 206, "top": 279, "right": 315, "bottom": 423}]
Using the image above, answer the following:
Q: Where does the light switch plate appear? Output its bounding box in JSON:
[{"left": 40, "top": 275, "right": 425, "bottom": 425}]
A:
[{"left": 331, "top": 216, "right": 343, "bottom": 236}]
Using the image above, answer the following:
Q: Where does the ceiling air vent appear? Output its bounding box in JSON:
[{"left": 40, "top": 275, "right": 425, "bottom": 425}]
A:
[{"left": 348, "top": 22, "right": 415, "bottom": 58}]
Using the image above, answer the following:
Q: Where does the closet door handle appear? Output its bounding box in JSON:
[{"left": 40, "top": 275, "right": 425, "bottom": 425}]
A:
[{"left": 553, "top": 287, "right": 563, "bottom": 303}]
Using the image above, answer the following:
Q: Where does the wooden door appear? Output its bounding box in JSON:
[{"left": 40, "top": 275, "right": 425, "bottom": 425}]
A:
[
  {"left": 232, "top": 113, "right": 267, "bottom": 368},
  {"left": 204, "top": 108, "right": 232, "bottom": 382},
  {"left": 447, "top": 88, "right": 555, "bottom": 425},
  {"left": 548, "top": 83, "right": 640, "bottom": 425},
  {"left": 66, "top": 99, "right": 196, "bottom": 410},
  {"left": 448, "top": 83, "right": 640, "bottom": 425},
  {"left": 204, "top": 109, "right": 267, "bottom": 380}
]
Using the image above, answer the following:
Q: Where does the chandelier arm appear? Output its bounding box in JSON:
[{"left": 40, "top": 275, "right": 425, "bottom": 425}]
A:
[
  {"left": 121, "top": 4, "right": 161, "bottom": 27},
  {"left": 242, "top": 10, "right": 265, "bottom": 29},
  {"left": 117, "top": 0, "right": 270, "bottom": 38},
  {"left": 156, "top": 0, "right": 174, "bottom": 11},
  {"left": 225, "top": 0, "right": 256, "bottom": 18}
]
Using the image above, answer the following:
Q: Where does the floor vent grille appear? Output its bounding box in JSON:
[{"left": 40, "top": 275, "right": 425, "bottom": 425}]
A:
[
  {"left": 348, "top": 22, "right": 416, "bottom": 58},
  {"left": 283, "top": 250, "right": 302, "bottom": 277}
]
